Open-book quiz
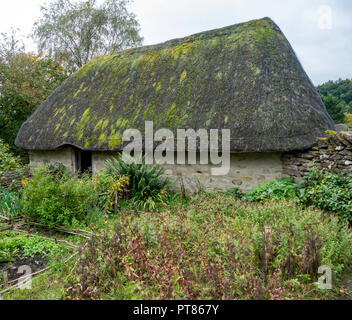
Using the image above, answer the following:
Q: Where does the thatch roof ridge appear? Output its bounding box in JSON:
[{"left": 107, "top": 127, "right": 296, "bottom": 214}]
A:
[
  {"left": 124, "top": 17, "right": 276, "bottom": 52},
  {"left": 16, "top": 17, "right": 335, "bottom": 152}
]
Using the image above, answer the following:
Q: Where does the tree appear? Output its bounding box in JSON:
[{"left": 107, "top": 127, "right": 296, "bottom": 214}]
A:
[
  {"left": 321, "top": 95, "right": 345, "bottom": 124},
  {"left": 0, "top": 31, "right": 67, "bottom": 154},
  {"left": 33, "top": 0, "right": 143, "bottom": 73},
  {"left": 317, "top": 79, "right": 352, "bottom": 124},
  {"left": 0, "top": 28, "right": 25, "bottom": 63}
]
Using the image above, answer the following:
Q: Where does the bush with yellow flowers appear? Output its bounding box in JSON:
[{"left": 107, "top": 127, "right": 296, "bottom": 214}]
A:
[
  {"left": 111, "top": 175, "right": 129, "bottom": 195},
  {"left": 109, "top": 176, "right": 130, "bottom": 213},
  {"left": 92, "top": 173, "right": 130, "bottom": 214}
]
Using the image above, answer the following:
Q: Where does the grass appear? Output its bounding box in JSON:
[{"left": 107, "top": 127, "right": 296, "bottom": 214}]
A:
[{"left": 1, "top": 272, "right": 64, "bottom": 300}]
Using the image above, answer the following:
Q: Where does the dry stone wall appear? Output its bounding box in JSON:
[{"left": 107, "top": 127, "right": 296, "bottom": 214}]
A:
[{"left": 282, "top": 131, "right": 352, "bottom": 179}]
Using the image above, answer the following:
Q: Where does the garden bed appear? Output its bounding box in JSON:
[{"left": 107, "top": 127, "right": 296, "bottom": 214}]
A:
[{"left": 0, "top": 250, "right": 47, "bottom": 283}]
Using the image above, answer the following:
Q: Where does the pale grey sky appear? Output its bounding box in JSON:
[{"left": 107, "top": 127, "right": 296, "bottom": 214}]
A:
[{"left": 0, "top": 0, "right": 351, "bottom": 85}]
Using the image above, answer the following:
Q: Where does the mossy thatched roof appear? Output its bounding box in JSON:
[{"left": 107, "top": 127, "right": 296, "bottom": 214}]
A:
[{"left": 16, "top": 17, "right": 335, "bottom": 152}]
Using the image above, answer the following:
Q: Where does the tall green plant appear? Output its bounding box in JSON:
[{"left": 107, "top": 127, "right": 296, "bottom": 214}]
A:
[
  {"left": 0, "top": 187, "right": 20, "bottom": 218},
  {"left": 104, "top": 156, "right": 169, "bottom": 209}
]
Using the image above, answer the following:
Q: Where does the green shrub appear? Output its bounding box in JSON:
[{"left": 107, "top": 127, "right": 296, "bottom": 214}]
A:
[
  {"left": 244, "top": 178, "right": 298, "bottom": 202},
  {"left": 0, "top": 187, "right": 20, "bottom": 218},
  {"left": 225, "top": 187, "right": 245, "bottom": 198},
  {"left": 21, "top": 168, "right": 96, "bottom": 227},
  {"left": 0, "top": 139, "right": 21, "bottom": 174},
  {"left": 298, "top": 168, "right": 352, "bottom": 222},
  {"left": 104, "top": 156, "right": 170, "bottom": 210},
  {"left": 46, "top": 162, "right": 68, "bottom": 179},
  {"left": 92, "top": 172, "right": 115, "bottom": 213}
]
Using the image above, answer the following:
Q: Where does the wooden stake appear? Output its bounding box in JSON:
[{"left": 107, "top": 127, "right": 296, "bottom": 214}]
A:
[{"left": 3, "top": 272, "right": 8, "bottom": 287}]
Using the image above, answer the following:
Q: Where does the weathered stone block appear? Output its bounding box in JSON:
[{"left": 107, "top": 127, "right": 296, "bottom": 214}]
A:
[
  {"left": 331, "top": 154, "right": 343, "bottom": 160},
  {"left": 283, "top": 168, "right": 300, "bottom": 176},
  {"left": 342, "top": 132, "right": 352, "bottom": 144},
  {"left": 302, "top": 162, "right": 314, "bottom": 168},
  {"left": 232, "top": 179, "right": 243, "bottom": 186},
  {"left": 340, "top": 149, "right": 352, "bottom": 156},
  {"left": 300, "top": 154, "right": 314, "bottom": 160},
  {"left": 336, "top": 124, "right": 349, "bottom": 132},
  {"left": 320, "top": 154, "right": 329, "bottom": 160}
]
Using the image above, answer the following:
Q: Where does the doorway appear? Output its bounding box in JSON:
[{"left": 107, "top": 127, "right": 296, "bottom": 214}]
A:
[{"left": 74, "top": 148, "right": 92, "bottom": 174}]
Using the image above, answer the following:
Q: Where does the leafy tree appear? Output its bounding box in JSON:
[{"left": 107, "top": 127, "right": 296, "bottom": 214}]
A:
[
  {"left": 317, "top": 79, "right": 352, "bottom": 123},
  {"left": 33, "top": 0, "right": 143, "bottom": 72},
  {"left": 317, "top": 79, "right": 352, "bottom": 105},
  {"left": 0, "top": 31, "right": 67, "bottom": 154},
  {"left": 321, "top": 95, "right": 345, "bottom": 124}
]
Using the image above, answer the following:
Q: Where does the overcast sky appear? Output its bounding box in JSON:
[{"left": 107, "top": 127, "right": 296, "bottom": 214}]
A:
[{"left": 0, "top": 0, "right": 351, "bottom": 85}]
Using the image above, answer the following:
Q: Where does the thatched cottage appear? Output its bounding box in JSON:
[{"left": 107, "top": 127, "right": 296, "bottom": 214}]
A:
[{"left": 16, "top": 17, "right": 335, "bottom": 193}]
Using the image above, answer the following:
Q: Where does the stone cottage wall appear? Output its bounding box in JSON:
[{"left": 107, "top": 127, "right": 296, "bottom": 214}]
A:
[
  {"left": 28, "top": 149, "right": 284, "bottom": 194},
  {"left": 161, "top": 152, "right": 284, "bottom": 194},
  {"left": 27, "top": 132, "right": 352, "bottom": 196},
  {"left": 92, "top": 152, "right": 118, "bottom": 175},
  {"left": 92, "top": 152, "right": 284, "bottom": 194},
  {"left": 28, "top": 147, "right": 76, "bottom": 173},
  {"left": 282, "top": 131, "right": 352, "bottom": 179}
]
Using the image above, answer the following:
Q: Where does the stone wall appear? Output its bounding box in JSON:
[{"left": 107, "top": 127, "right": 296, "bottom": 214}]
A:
[
  {"left": 91, "top": 152, "right": 284, "bottom": 194},
  {"left": 29, "top": 147, "right": 75, "bottom": 173},
  {"left": 282, "top": 131, "right": 352, "bottom": 179},
  {"left": 162, "top": 153, "right": 283, "bottom": 194},
  {"left": 27, "top": 132, "right": 352, "bottom": 195},
  {"left": 29, "top": 148, "right": 284, "bottom": 195},
  {"left": 92, "top": 152, "right": 118, "bottom": 175}
]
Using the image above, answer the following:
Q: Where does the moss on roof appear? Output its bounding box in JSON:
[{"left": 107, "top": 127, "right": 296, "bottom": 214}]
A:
[{"left": 16, "top": 17, "right": 335, "bottom": 152}]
